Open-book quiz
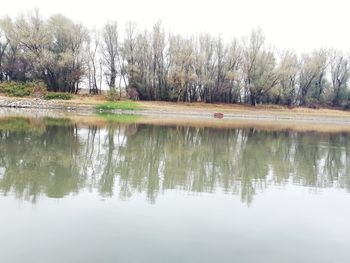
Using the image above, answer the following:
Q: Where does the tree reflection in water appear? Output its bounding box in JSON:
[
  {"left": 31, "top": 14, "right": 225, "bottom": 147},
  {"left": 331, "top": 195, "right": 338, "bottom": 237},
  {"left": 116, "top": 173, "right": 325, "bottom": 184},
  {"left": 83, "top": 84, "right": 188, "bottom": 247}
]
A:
[{"left": 0, "top": 117, "right": 349, "bottom": 205}]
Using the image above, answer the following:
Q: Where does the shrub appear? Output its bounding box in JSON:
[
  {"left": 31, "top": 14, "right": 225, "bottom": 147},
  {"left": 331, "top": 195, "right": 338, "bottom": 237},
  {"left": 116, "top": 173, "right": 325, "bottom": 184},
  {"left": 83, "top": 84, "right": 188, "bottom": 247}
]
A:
[
  {"left": 0, "top": 81, "right": 47, "bottom": 97},
  {"left": 44, "top": 92, "right": 73, "bottom": 100},
  {"left": 8, "top": 88, "right": 31, "bottom": 97}
]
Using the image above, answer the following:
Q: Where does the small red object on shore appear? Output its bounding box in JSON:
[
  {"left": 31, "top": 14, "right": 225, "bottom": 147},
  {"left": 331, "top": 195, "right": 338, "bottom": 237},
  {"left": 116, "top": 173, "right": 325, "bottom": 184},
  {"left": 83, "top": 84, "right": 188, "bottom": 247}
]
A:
[{"left": 214, "top": 112, "right": 224, "bottom": 119}]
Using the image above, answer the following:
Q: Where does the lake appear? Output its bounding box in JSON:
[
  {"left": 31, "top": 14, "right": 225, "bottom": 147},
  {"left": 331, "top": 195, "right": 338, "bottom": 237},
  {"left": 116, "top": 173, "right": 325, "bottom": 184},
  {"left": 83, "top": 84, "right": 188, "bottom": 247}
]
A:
[{"left": 0, "top": 114, "right": 349, "bottom": 263}]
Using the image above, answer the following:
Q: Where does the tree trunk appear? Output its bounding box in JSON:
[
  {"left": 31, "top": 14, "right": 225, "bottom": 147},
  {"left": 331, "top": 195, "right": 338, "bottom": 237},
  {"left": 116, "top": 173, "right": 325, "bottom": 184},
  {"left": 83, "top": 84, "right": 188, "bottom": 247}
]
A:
[{"left": 250, "top": 93, "right": 256, "bottom": 106}]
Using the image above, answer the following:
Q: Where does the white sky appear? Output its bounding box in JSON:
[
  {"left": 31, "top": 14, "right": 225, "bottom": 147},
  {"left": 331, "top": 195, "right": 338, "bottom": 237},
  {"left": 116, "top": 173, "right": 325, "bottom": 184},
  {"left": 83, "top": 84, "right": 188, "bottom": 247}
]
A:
[{"left": 1, "top": 0, "right": 349, "bottom": 53}]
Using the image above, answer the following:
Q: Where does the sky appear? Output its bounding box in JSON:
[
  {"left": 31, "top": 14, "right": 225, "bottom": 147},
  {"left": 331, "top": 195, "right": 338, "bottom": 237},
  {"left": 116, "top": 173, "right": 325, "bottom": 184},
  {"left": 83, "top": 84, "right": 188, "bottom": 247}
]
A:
[{"left": 0, "top": 0, "right": 349, "bottom": 53}]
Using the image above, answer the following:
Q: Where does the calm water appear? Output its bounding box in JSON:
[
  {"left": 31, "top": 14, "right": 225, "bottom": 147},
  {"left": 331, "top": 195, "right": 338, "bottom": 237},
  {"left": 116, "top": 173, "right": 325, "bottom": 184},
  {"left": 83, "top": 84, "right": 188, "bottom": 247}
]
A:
[{"left": 0, "top": 116, "right": 350, "bottom": 263}]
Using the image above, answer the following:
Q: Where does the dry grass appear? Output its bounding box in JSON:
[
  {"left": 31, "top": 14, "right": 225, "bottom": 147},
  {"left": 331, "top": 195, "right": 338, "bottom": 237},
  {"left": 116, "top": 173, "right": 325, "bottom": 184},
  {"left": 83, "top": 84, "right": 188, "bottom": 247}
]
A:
[{"left": 68, "top": 94, "right": 107, "bottom": 104}]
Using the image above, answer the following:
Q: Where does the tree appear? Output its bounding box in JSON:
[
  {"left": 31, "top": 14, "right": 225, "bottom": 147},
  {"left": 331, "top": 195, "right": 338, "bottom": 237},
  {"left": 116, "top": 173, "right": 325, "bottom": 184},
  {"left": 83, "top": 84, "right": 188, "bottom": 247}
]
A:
[
  {"left": 0, "top": 11, "right": 88, "bottom": 93},
  {"left": 47, "top": 14, "right": 88, "bottom": 93},
  {"left": 151, "top": 21, "right": 167, "bottom": 100},
  {"left": 299, "top": 49, "right": 329, "bottom": 106},
  {"left": 0, "top": 30, "right": 8, "bottom": 81},
  {"left": 330, "top": 50, "right": 350, "bottom": 106},
  {"left": 242, "top": 29, "right": 279, "bottom": 106},
  {"left": 101, "top": 21, "right": 119, "bottom": 91},
  {"left": 274, "top": 51, "right": 299, "bottom": 105},
  {"left": 87, "top": 29, "right": 101, "bottom": 94},
  {"left": 220, "top": 38, "right": 242, "bottom": 103},
  {"left": 0, "top": 17, "right": 29, "bottom": 81},
  {"left": 196, "top": 34, "right": 216, "bottom": 102},
  {"left": 121, "top": 22, "right": 139, "bottom": 99},
  {"left": 134, "top": 30, "right": 153, "bottom": 99},
  {"left": 167, "top": 34, "right": 196, "bottom": 102}
]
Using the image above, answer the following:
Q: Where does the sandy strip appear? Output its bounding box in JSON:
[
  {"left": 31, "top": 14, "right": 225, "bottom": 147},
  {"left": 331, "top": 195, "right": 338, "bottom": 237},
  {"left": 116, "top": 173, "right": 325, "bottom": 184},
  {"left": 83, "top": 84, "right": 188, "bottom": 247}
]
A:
[{"left": 2, "top": 96, "right": 350, "bottom": 131}]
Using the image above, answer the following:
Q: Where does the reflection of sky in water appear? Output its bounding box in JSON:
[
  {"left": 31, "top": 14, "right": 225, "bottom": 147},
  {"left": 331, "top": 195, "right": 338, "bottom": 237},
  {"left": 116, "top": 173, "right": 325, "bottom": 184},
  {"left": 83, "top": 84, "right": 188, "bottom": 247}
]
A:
[{"left": 0, "top": 186, "right": 349, "bottom": 263}]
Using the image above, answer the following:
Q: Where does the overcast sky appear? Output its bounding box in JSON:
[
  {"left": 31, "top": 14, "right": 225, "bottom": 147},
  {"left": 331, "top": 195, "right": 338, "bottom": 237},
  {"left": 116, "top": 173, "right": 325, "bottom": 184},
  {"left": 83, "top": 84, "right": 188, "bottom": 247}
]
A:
[{"left": 1, "top": 0, "right": 349, "bottom": 53}]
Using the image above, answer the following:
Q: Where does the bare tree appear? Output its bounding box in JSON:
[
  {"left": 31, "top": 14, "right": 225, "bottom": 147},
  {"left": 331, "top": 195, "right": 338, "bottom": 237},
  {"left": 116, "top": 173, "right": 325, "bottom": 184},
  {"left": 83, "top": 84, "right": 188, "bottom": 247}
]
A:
[
  {"left": 298, "top": 49, "right": 329, "bottom": 106},
  {"left": 330, "top": 50, "right": 350, "bottom": 106},
  {"left": 167, "top": 34, "right": 196, "bottom": 102},
  {"left": 101, "top": 21, "right": 119, "bottom": 91},
  {"left": 87, "top": 29, "right": 100, "bottom": 94},
  {"left": 242, "top": 28, "right": 279, "bottom": 105},
  {"left": 275, "top": 50, "right": 299, "bottom": 105},
  {"left": 121, "top": 22, "right": 139, "bottom": 99},
  {"left": 0, "top": 30, "right": 8, "bottom": 81},
  {"left": 220, "top": 38, "right": 242, "bottom": 103},
  {"left": 151, "top": 21, "right": 167, "bottom": 100}
]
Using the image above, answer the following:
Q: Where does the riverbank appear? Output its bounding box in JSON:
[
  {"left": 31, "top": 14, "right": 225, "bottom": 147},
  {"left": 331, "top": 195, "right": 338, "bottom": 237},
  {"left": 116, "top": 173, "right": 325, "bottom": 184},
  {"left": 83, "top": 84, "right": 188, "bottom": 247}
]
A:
[
  {"left": 0, "top": 96, "right": 96, "bottom": 111},
  {"left": 2, "top": 95, "right": 350, "bottom": 125}
]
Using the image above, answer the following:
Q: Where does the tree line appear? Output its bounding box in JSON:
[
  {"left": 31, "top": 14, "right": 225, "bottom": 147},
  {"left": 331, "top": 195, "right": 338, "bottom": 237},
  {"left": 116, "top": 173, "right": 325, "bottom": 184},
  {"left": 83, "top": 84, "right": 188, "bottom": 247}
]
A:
[{"left": 1, "top": 10, "right": 350, "bottom": 107}]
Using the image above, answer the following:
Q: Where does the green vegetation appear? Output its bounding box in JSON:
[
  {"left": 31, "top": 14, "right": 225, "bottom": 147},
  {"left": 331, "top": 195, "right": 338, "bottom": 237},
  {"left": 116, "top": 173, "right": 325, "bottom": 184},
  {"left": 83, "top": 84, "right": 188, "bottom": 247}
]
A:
[
  {"left": 0, "top": 81, "right": 47, "bottom": 97},
  {"left": 95, "top": 101, "right": 142, "bottom": 111},
  {"left": 44, "top": 92, "right": 73, "bottom": 100}
]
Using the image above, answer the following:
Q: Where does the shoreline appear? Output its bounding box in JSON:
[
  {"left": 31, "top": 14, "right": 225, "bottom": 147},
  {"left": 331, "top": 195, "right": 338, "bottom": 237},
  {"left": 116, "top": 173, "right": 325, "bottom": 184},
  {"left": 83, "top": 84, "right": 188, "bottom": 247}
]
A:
[{"left": 2, "top": 96, "right": 350, "bottom": 126}]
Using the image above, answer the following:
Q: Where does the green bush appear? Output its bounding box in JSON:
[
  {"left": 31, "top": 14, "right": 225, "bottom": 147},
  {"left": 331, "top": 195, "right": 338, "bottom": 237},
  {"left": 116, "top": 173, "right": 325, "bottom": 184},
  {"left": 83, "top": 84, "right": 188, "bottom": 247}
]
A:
[
  {"left": 8, "top": 88, "right": 31, "bottom": 97},
  {"left": 0, "top": 81, "right": 47, "bottom": 97},
  {"left": 44, "top": 92, "right": 73, "bottom": 100}
]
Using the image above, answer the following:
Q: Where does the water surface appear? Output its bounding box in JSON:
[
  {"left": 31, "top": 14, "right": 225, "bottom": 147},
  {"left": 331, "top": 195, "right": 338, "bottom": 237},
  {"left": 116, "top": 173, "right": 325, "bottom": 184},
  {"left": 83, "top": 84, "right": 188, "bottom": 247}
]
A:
[{"left": 0, "top": 115, "right": 349, "bottom": 263}]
